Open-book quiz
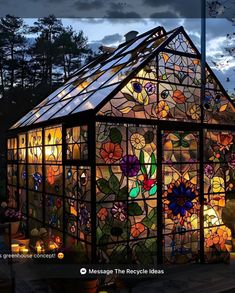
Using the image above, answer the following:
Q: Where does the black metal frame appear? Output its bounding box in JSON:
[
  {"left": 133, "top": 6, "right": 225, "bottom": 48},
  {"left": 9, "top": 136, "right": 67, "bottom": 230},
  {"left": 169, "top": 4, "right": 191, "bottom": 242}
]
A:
[{"left": 5, "top": 25, "right": 235, "bottom": 264}]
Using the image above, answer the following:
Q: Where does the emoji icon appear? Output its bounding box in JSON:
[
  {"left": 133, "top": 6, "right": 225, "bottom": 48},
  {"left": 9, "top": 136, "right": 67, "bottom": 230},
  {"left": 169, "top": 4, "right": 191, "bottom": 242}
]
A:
[{"left": 57, "top": 252, "right": 64, "bottom": 259}]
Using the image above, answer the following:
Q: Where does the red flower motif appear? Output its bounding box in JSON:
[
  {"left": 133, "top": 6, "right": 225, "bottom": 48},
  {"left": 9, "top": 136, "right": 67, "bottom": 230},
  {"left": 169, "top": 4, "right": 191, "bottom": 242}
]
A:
[
  {"left": 100, "top": 142, "right": 123, "bottom": 164},
  {"left": 143, "top": 175, "right": 155, "bottom": 191}
]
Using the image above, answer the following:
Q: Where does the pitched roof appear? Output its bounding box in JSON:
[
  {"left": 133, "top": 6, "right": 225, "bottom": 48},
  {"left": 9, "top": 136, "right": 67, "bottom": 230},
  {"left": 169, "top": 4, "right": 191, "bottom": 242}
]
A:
[
  {"left": 10, "top": 25, "right": 233, "bottom": 129},
  {"left": 11, "top": 26, "right": 180, "bottom": 129}
]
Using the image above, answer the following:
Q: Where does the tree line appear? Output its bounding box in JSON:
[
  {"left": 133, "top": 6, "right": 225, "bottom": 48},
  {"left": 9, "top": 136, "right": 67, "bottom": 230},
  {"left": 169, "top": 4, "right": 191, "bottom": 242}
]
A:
[{"left": 0, "top": 15, "right": 96, "bottom": 102}]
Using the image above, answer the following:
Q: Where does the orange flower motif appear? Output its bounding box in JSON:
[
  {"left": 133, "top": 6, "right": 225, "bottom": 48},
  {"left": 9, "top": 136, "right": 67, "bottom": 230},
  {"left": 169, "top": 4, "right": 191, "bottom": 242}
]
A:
[
  {"left": 131, "top": 223, "right": 145, "bottom": 238},
  {"left": 172, "top": 90, "right": 186, "bottom": 104},
  {"left": 47, "top": 166, "right": 55, "bottom": 185},
  {"left": 218, "top": 134, "right": 233, "bottom": 151},
  {"left": 205, "top": 226, "right": 232, "bottom": 251},
  {"left": 97, "top": 207, "right": 108, "bottom": 221},
  {"left": 100, "top": 142, "right": 123, "bottom": 164}
]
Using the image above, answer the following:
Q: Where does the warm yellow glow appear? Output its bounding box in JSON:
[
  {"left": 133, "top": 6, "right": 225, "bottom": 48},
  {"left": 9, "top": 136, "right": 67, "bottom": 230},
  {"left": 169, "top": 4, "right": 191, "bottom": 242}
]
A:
[
  {"left": 19, "top": 246, "right": 26, "bottom": 253},
  {"left": 204, "top": 205, "right": 221, "bottom": 226},
  {"left": 36, "top": 245, "right": 42, "bottom": 254},
  {"left": 28, "top": 147, "right": 42, "bottom": 163},
  {"left": 11, "top": 244, "right": 19, "bottom": 253},
  {"left": 22, "top": 249, "right": 29, "bottom": 254}
]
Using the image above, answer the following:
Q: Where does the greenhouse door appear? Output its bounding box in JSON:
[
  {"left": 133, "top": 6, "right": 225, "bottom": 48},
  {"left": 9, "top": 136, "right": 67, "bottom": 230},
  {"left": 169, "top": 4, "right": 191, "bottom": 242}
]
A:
[{"left": 161, "top": 130, "right": 200, "bottom": 264}]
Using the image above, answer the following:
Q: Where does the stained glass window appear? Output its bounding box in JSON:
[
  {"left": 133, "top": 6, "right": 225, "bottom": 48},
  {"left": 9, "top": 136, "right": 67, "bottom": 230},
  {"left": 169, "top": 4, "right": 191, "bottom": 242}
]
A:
[
  {"left": 7, "top": 138, "right": 17, "bottom": 160},
  {"left": 96, "top": 122, "right": 157, "bottom": 263},
  {"left": 162, "top": 130, "right": 200, "bottom": 264},
  {"left": 165, "top": 32, "right": 197, "bottom": 55},
  {"left": 6, "top": 25, "right": 235, "bottom": 265},
  {"left": 204, "top": 130, "right": 233, "bottom": 261},
  {"left": 66, "top": 126, "right": 88, "bottom": 160}
]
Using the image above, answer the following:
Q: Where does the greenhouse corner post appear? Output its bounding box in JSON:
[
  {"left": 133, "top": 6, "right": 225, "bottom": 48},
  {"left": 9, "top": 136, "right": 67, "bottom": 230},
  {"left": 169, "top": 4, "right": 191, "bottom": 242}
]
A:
[
  {"left": 200, "top": 0, "right": 206, "bottom": 264},
  {"left": 90, "top": 116, "right": 97, "bottom": 263}
]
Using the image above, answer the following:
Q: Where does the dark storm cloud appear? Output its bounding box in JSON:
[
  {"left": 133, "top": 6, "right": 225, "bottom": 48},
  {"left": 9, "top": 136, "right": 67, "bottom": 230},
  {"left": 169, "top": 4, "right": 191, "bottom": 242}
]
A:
[
  {"left": 104, "top": 11, "right": 142, "bottom": 19},
  {"left": 73, "top": 0, "right": 104, "bottom": 11},
  {"left": 150, "top": 11, "right": 179, "bottom": 18},
  {"left": 143, "top": 0, "right": 201, "bottom": 18},
  {"left": 100, "top": 33, "right": 123, "bottom": 45}
]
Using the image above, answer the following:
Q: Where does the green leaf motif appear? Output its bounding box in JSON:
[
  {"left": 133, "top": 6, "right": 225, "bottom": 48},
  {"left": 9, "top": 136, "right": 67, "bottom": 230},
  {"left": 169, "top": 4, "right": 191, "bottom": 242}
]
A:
[
  {"left": 181, "top": 140, "right": 190, "bottom": 148},
  {"left": 110, "top": 245, "right": 127, "bottom": 264},
  {"left": 128, "top": 202, "right": 143, "bottom": 216},
  {"left": 97, "top": 178, "right": 112, "bottom": 195},
  {"left": 150, "top": 153, "right": 156, "bottom": 176},
  {"left": 142, "top": 208, "right": 157, "bottom": 229},
  {"left": 140, "top": 150, "right": 147, "bottom": 175},
  {"left": 117, "top": 186, "right": 128, "bottom": 200},
  {"left": 109, "top": 174, "right": 120, "bottom": 194},
  {"left": 149, "top": 184, "right": 157, "bottom": 196},
  {"left": 110, "top": 127, "right": 122, "bottom": 144},
  {"left": 129, "top": 182, "right": 140, "bottom": 198},
  {"left": 134, "top": 243, "right": 153, "bottom": 264}
]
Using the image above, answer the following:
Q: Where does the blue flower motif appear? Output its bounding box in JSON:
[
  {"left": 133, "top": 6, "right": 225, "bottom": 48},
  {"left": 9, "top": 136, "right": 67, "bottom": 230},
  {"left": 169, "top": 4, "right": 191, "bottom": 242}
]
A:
[{"left": 167, "top": 180, "right": 197, "bottom": 217}]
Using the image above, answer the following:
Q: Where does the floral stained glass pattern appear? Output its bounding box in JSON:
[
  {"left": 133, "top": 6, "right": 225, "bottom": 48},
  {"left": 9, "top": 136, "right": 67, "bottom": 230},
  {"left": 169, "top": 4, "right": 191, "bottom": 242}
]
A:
[
  {"left": 65, "top": 165, "right": 91, "bottom": 242},
  {"left": 158, "top": 83, "right": 201, "bottom": 122},
  {"left": 98, "top": 76, "right": 157, "bottom": 119},
  {"left": 162, "top": 130, "right": 200, "bottom": 264},
  {"left": 165, "top": 32, "right": 197, "bottom": 55},
  {"left": 28, "top": 165, "right": 43, "bottom": 192},
  {"left": 18, "top": 164, "right": 26, "bottom": 188},
  {"left": 203, "top": 90, "right": 235, "bottom": 125},
  {"left": 158, "top": 52, "right": 201, "bottom": 86},
  {"left": 66, "top": 126, "right": 88, "bottom": 160},
  {"left": 203, "top": 129, "right": 233, "bottom": 262},
  {"left": 45, "top": 195, "right": 63, "bottom": 230},
  {"left": 96, "top": 123, "right": 157, "bottom": 263},
  {"left": 45, "top": 165, "right": 63, "bottom": 195}
]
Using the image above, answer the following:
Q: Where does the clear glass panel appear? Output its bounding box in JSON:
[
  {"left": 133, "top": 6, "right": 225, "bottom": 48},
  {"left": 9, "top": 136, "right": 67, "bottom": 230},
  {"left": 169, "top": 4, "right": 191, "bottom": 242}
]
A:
[
  {"left": 33, "top": 100, "right": 72, "bottom": 123},
  {"left": 52, "top": 92, "right": 92, "bottom": 119},
  {"left": 23, "top": 105, "right": 53, "bottom": 126},
  {"left": 73, "top": 84, "right": 118, "bottom": 113}
]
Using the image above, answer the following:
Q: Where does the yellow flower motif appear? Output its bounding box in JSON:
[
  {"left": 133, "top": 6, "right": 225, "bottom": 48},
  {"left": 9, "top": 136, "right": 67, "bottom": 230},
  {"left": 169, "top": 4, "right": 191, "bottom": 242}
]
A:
[
  {"left": 130, "top": 133, "right": 146, "bottom": 150},
  {"left": 211, "top": 176, "right": 225, "bottom": 193},
  {"left": 156, "top": 101, "right": 170, "bottom": 118},
  {"left": 188, "top": 104, "right": 201, "bottom": 120}
]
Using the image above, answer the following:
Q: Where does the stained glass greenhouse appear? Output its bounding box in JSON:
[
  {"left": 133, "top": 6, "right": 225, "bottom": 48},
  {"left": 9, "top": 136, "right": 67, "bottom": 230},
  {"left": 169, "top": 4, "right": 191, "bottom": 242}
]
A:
[{"left": 7, "top": 26, "right": 235, "bottom": 264}]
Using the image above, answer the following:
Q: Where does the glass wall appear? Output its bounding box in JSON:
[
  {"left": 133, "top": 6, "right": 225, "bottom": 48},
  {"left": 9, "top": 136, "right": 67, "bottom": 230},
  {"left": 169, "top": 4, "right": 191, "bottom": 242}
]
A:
[{"left": 6, "top": 124, "right": 90, "bottom": 259}]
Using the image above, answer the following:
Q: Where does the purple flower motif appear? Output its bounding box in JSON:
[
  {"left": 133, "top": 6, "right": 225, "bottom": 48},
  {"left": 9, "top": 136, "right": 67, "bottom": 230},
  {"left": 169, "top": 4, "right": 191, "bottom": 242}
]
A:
[
  {"left": 144, "top": 82, "right": 156, "bottom": 95},
  {"left": 228, "top": 153, "right": 235, "bottom": 169},
  {"left": 78, "top": 204, "right": 89, "bottom": 225},
  {"left": 120, "top": 155, "right": 140, "bottom": 177},
  {"left": 204, "top": 164, "right": 214, "bottom": 178},
  {"left": 111, "top": 202, "right": 127, "bottom": 222}
]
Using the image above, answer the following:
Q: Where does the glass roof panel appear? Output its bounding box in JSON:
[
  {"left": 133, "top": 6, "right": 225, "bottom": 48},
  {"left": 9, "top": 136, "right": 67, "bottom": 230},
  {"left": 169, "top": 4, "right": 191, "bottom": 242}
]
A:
[
  {"left": 120, "top": 33, "right": 153, "bottom": 55},
  {"left": 22, "top": 105, "right": 53, "bottom": 127},
  {"left": 11, "top": 27, "right": 177, "bottom": 129},
  {"left": 72, "top": 84, "right": 118, "bottom": 113},
  {"left": 52, "top": 92, "right": 92, "bottom": 119},
  {"left": 33, "top": 100, "right": 72, "bottom": 124}
]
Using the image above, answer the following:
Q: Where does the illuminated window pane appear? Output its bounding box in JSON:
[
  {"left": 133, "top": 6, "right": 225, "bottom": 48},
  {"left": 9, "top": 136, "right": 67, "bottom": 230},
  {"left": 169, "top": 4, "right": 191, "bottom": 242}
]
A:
[
  {"left": 28, "top": 129, "right": 42, "bottom": 147},
  {"left": 44, "top": 125, "right": 62, "bottom": 145},
  {"left": 66, "top": 126, "right": 88, "bottom": 160},
  {"left": 45, "top": 165, "right": 63, "bottom": 195}
]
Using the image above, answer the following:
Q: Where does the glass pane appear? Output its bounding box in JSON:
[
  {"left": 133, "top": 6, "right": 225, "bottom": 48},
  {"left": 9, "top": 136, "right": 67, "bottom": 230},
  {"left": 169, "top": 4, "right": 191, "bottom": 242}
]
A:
[
  {"left": 73, "top": 84, "right": 118, "bottom": 113},
  {"left": 44, "top": 126, "right": 62, "bottom": 145}
]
